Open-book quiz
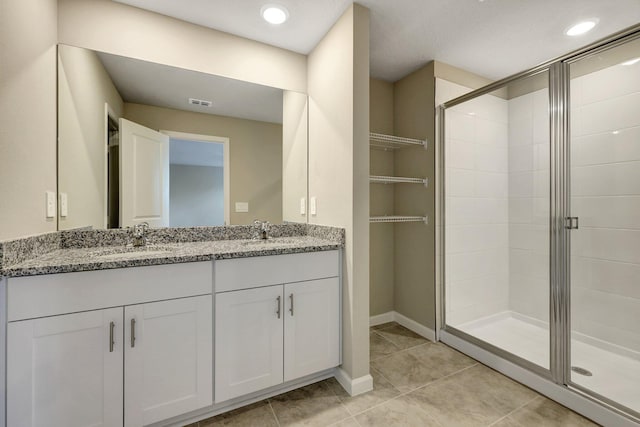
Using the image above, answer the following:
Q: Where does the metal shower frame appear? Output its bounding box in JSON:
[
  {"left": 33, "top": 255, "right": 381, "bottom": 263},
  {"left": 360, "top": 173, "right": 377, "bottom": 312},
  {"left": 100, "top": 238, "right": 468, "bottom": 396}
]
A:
[{"left": 436, "top": 23, "right": 640, "bottom": 424}]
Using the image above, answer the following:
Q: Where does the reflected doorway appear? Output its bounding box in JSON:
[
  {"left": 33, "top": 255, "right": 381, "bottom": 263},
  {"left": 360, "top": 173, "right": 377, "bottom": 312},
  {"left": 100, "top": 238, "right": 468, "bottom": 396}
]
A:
[
  {"left": 106, "top": 123, "right": 230, "bottom": 228},
  {"left": 163, "top": 131, "right": 230, "bottom": 227}
]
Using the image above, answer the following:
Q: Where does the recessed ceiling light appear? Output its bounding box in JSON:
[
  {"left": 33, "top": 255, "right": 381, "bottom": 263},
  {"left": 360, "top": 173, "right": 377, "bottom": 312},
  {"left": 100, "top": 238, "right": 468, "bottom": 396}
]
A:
[
  {"left": 261, "top": 4, "right": 289, "bottom": 25},
  {"left": 621, "top": 58, "right": 640, "bottom": 66},
  {"left": 565, "top": 19, "right": 598, "bottom": 36}
]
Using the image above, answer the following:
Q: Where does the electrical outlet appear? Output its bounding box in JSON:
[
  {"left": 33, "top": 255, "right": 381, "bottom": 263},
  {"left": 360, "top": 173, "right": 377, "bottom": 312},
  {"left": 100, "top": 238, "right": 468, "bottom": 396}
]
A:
[
  {"left": 46, "top": 191, "right": 56, "bottom": 218},
  {"left": 60, "top": 193, "right": 68, "bottom": 217},
  {"left": 310, "top": 197, "right": 317, "bottom": 216},
  {"left": 235, "top": 202, "right": 249, "bottom": 213}
]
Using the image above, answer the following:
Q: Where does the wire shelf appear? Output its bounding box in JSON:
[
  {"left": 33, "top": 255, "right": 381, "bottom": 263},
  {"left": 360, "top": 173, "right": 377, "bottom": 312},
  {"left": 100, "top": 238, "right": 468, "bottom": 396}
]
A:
[
  {"left": 370, "top": 175, "right": 428, "bottom": 186},
  {"left": 369, "top": 132, "right": 427, "bottom": 150},
  {"left": 369, "top": 215, "right": 428, "bottom": 224}
]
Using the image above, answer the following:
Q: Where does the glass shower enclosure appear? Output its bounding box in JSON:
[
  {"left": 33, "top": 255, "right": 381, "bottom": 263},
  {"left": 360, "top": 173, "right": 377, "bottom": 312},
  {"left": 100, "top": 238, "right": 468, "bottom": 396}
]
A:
[{"left": 438, "top": 27, "right": 640, "bottom": 424}]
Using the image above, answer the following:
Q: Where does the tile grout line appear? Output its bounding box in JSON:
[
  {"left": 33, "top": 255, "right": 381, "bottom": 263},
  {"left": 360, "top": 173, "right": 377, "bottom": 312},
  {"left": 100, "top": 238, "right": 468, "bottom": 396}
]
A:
[
  {"left": 371, "top": 329, "right": 402, "bottom": 349},
  {"left": 486, "top": 394, "right": 540, "bottom": 426},
  {"left": 347, "top": 362, "right": 480, "bottom": 419},
  {"left": 371, "top": 322, "right": 400, "bottom": 332},
  {"left": 375, "top": 327, "right": 430, "bottom": 350},
  {"left": 371, "top": 341, "right": 479, "bottom": 393},
  {"left": 370, "top": 340, "right": 433, "bottom": 364},
  {"left": 267, "top": 400, "right": 282, "bottom": 427},
  {"left": 408, "top": 362, "right": 479, "bottom": 395},
  {"left": 320, "top": 376, "right": 359, "bottom": 423},
  {"left": 369, "top": 330, "right": 403, "bottom": 362}
]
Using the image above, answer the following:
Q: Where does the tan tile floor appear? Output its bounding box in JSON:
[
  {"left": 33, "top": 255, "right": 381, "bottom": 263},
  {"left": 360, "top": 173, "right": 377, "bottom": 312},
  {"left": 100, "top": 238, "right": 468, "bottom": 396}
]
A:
[{"left": 188, "top": 323, "right": 599, "bottom": 426}]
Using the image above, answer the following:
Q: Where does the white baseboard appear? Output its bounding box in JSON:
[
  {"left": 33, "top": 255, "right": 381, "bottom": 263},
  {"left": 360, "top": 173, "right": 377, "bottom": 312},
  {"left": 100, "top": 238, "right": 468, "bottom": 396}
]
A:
[
  {"left": 394, "top": 312, "right": 436, "bottom": 342},
  {"left": 334, "top": 367, "right": 373, "bottom": 397},
  {"left": 369, "top": 311, "right": 394, "bottom": 327},
  {"left": 370, "top": 311, "right": 436, "bottom": 342}
]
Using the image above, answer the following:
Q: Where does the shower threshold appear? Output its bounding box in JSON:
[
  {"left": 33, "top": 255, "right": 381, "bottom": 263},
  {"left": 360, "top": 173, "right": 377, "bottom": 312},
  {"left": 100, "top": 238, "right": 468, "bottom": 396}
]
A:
[{"left": 453, "top": 311, "right": 640, "bottom": 414}]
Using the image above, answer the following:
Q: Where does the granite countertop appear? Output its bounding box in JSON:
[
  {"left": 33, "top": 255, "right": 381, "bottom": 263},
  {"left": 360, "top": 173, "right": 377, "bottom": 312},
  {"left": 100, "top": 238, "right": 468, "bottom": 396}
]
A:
[{"left": 1, "top": 225, "right": 344, "bottom": 278}]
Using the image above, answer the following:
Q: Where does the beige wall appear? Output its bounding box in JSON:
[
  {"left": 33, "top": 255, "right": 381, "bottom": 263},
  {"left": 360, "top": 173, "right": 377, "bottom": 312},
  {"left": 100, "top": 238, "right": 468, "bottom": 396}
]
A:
[
  {"left": 393, "top": 64, "right": 437, "bottom": 329},
  {"left": 434, "top": 62, "right": 493, "bottom": 92},
  {"left": 308, "top": 3, "right": 370, "bottom": 383},
  {"left": 58, "top": 45, "right": 124, "bottom": 230},
  {"left": 0, "top": 0, "right": 58, "bottom": 240},
  {"left": 369, "top": 78, "right": 395, "bottom": 316},
  {"left": 282, "top": 91, "right": 308, "bottom": 223},
  {"left": 1, "top": 0, "right": 306, "bottom": 240},
  {"left": 379, "top": 60, "right": 491, "bottom": 331},
  {"left": 57, "top": 0, "right": 307, "bottom": 93},
  {"left": 124, "top": 103, "right": 282, "bottom": 225}
]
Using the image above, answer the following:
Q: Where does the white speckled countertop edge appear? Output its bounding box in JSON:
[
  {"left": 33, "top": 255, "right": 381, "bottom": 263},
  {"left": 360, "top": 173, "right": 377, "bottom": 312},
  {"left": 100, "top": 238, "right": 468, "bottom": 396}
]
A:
[{"left": 0, "top": 225, "right": 344, "bottom": 278}]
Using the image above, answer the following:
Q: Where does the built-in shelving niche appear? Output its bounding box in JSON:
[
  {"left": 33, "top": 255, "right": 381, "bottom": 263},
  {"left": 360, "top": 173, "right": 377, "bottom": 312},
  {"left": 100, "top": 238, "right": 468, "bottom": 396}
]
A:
[{"left": 369, "top": 132, "right": 429, "bottom": 224}]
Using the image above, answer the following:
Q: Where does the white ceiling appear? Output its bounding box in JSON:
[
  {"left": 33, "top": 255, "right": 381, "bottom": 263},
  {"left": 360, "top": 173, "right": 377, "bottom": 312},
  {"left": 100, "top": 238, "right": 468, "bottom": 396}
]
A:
[
  {"left": 115, "top": 0, "right": 640, "bottom": 82},
  {"left": 97, "top": 52, "right": 284, "bottom": 123}
]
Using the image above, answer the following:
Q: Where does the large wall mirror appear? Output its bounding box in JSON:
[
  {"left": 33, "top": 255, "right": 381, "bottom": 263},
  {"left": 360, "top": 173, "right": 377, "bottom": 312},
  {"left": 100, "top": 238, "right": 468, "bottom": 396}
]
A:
[{"left": 57, "top": 44, "right": 308, "bottom": 229}]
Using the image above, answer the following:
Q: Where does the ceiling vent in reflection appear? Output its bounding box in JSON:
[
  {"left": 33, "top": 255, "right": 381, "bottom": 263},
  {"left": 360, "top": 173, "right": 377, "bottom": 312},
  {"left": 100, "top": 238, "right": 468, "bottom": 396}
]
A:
[{"left": 188, "top": 98, "right": 213, "bottom": 107}]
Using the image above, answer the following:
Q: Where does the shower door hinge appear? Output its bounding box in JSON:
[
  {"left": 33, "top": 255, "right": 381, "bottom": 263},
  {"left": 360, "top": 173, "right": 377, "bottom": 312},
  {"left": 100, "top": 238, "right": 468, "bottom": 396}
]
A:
[{"left": 565, "top": 217, "right": 579, "bottom": 230}]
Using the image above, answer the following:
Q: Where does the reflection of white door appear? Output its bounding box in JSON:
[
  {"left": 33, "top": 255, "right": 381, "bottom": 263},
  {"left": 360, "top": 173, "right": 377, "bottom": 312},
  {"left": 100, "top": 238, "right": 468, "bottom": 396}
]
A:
[{"left": 119, "top": 118, "right": 169, "bottom": 227}]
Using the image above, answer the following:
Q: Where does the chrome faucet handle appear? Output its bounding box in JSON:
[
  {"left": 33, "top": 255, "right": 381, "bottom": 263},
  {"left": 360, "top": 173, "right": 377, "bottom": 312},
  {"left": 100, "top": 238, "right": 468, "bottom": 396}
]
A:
[
  {"left": 133, "top": 222, "right": 149, "bottom": 237},
  {"left": 260, "top": 221, "right": 270, "bottom": 239},
  {"left": 251, "top": 219, "right": 270, "bottom": 239},
  {"left": 131, "top": 222, "right": 150, "bottom": 246}
]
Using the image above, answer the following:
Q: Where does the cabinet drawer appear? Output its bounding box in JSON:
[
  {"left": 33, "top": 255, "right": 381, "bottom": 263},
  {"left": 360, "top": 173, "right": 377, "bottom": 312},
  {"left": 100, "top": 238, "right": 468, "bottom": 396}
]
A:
[
  {"left": 215, "top": 250, "right": 339, "bottom": 293},
  {"left": 8, "top": 261, "right": 213, "bottom": 322}
]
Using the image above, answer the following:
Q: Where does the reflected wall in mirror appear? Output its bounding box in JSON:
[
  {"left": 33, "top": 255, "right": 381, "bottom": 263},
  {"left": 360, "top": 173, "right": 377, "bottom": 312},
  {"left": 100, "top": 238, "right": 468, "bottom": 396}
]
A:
[{"left": 57, "top": 44, "right": 308, "bottom": 229}]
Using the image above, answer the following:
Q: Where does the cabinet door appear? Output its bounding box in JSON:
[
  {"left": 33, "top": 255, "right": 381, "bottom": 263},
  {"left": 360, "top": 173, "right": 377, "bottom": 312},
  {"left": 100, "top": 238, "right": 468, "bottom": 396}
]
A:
[
  {"left": 7, "top": 308, "right": 123, "bottom": 427},
  {"left": 124, "top": 295, "right": 212, "bottom": 427},
  {"left": 284, "top": 278, "right": 340, "bottom": 382},
  {"left": 215, "top": 286, "right": 284, "bottom": 402}
]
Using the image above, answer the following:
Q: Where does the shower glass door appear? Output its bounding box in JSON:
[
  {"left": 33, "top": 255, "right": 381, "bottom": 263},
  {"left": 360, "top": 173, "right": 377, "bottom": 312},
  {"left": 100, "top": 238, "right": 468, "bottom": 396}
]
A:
[
  {"left": 567, "top": 37, "right": 640, "bottom": 416},
  {"left": 442, "top": 70, "right": 552, "bottom": 373}
]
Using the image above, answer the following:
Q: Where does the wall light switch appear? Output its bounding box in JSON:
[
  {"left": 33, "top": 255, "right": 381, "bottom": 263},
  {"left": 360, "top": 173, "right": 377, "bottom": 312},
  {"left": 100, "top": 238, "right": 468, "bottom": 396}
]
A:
[
  {"left": 300, "top": 197, "right": 306, "bottom": 215},
  {"left": 310, "top": 197, "right": 317, "bottom": 216},
  {"left": 46, "top": 191, "right": 56, "bottom": 218},
  {"left": 235, "top": 202, "right": 249, "bottom": 213},
  {"left": 60, "top": 193, "right": 68, "bottom": 217}
]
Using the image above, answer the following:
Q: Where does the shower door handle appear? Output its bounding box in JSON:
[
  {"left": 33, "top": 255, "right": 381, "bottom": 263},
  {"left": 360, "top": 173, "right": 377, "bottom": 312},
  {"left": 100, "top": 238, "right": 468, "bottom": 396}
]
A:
[{"left": 565, "top": 217, "right": 579, "bottom": 230}]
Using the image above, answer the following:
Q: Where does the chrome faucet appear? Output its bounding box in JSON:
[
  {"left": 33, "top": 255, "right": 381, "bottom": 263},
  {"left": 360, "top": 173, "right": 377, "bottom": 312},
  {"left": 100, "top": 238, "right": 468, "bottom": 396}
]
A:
[
  {"left": 130, "top": 222, "right": 150, "bottom": 247},
  {"left": 253, "top": 220, "right": 270, "bottom": 240}
]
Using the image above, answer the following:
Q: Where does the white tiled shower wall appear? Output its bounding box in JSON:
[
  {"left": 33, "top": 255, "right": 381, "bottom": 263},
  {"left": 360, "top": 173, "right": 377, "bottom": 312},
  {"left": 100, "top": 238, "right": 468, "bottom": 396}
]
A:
[
  {"left": 442, "top": 61, "right": 640, "bottom": 354},
  {"left": 440, "top": 79, "right": 510, "bottom": 326},
  {"left": 570, "top": 62, "right": 640, "bottom": 353},
  {"left": 507, "top": 87, "right": 550, "bottom": 324}
]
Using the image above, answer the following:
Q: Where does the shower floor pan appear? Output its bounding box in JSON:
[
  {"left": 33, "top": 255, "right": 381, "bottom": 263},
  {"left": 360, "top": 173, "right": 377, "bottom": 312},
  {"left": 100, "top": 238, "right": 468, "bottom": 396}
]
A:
[{"left": 455, "top": 311, "right": 640, "bottom": 414}]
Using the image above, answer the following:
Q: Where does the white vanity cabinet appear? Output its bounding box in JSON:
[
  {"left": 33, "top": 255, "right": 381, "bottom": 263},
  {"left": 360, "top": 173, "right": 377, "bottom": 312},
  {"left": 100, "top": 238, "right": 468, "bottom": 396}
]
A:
[
  {"left": 214, "top": 251, "right": 340, "bottom": 403},
  {"left": 214, "top": 285, "right": 284, "bottom": 402},
  {"left": 6, "top": 262, "right": 213, "bottom": 427},
  {"left": 8, "top": 307, "right": 124, "bottom": 427},
  {"left": 124, "top": 296, "right": 212, "bottom": 426},
  {"left": 283, "top": 277, "right": 340, "bottom": 382}
]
